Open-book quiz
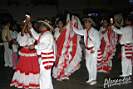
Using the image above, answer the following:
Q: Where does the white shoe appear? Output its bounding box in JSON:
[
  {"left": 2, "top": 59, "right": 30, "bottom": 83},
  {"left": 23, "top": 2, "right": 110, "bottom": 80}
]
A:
[
  {"left": 57, "top": 79, "right": 63, "bottom": 81},
  {"left": 129, "top": 73, "right": 132, "bottom": 76},
  {"left": 86, "top": 80, "right": 92, "bottom": 83},
  {"left": 57, "top": 77, "right": 69, "bottom": 81},
  {"left": 4, "top": 64, "right": 8, "bottom": 67},
  {"left": 61, "top": 77, "right": 69, "bottom": 80},
  {"left": 89, "top": 80, "right": 97, "bottom": 85},
  {"left": 119, "top": 75, "right": 128, "bottom": 77}
]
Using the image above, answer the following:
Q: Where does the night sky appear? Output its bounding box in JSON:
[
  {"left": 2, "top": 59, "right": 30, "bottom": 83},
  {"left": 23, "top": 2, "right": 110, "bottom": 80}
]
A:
[{"left": 0, "top": 0, "right": 132, "bottom": 21}]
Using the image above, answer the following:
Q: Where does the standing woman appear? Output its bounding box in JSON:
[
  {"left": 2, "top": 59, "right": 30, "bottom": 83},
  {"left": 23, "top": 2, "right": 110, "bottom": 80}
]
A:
[
  {"left": 97, "top": 18, "right": 117, "bottom": 73},
  {"left": 52, "top": 16, "right": 82, "bottom": 81},
  {"left": 10, "top": 19, "right": 40, "bottom": 89},
  {"left": 54, "top": 18, "right": 65, "bottom": 40}
]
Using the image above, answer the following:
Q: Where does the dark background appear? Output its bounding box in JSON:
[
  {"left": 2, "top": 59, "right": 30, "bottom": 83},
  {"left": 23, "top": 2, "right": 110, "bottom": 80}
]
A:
[{"left": 0, "top": 0, "right": 133, "bottom": 22}]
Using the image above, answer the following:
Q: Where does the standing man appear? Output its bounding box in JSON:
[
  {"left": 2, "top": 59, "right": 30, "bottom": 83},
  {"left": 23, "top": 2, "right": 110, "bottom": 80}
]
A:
[
  {"left": 113, "top": 16, "right": 133, "bottom": 77},
  {"left": 2, "top": 22, "right": 13, "bottom": 67},
  {"left": 72, "top": 16, "right": 100, "bottom": 85},
  {"left": 29, "top": 19, "right": 56, "bottom": 89}
]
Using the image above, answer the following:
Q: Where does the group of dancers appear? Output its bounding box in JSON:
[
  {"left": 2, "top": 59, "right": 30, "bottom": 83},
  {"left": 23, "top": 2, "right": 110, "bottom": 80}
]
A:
[{"left": 0, "top": 12, "right": 132, "bottom": 89}]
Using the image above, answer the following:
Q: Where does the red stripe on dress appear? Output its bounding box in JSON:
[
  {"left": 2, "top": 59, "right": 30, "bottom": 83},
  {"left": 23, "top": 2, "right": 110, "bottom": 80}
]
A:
[
  {"left": 11, "top": 80, "right": 39, "bottom": 88},
  {"left": 55, "top": 29, "right": 67, "bottom": 66},
  {"left": 69, "top": 34, "right": 78, "bottom": 63}
]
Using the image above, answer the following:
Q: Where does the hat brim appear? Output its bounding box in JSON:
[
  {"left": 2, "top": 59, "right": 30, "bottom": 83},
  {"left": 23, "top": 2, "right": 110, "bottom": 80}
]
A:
[{"left": 38, "top": 20, "right": 53, "bottom": 30}]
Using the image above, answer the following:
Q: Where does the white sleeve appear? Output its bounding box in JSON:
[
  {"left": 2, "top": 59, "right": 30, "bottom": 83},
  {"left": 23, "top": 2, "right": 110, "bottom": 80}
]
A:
[
  {"left": 112, "top": 26, "right": 122, "bottom": 35},
  {"left": 35, "top": 33, "right": 53, "bottom": 50},
  {"left": 72, "top": 26, "right": 85, "bottom": 36},
  {"left": 30, "top": 28, "right": 40, "bottom": 40},
  {"left": 93, "top": 31, "right": 101, "bottom": 49},
  {"left": 2, "top": 29, "right": 7, "bottom": 41},
  {"left": 17, "top": 33, "right": 28, "bottom": 47}
]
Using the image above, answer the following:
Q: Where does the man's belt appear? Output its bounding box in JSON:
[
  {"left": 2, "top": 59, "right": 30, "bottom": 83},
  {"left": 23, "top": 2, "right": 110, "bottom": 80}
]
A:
[{"left": 86, "top": 46, "right": 93, "bottom": 50}]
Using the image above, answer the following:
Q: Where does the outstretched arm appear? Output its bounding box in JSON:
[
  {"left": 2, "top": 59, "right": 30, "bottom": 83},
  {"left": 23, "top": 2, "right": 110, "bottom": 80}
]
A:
[
  {"left": 112, "top": 26, "right": 122, "bottom": 35},
  {"left": 71, "top": 15, "right": 85, "bottom": 36},
  {"left": 30, "top": 28, "right": 40, "bottom": 40},
  {"left": 72, "top": 26, "right": 85, "bottom": 36}
]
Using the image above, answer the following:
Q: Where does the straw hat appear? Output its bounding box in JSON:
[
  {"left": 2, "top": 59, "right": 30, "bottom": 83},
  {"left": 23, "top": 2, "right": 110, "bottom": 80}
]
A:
[{"left": 38, "top": 20, "right": 53, "bottom": 30}]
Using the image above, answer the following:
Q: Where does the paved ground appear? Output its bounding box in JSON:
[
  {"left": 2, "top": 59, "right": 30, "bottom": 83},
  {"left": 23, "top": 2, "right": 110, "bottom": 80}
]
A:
[{"left": 0, "top": 45, "right": 133, "bottom": 89}]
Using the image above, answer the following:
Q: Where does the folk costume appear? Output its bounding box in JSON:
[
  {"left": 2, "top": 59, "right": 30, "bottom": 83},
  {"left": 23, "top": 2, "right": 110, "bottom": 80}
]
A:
[
  {"left": 10, "top": 32, "right": 40, "bottom": 89},
  {"left": 52, "top": 15, "right": 82, "bottom": 81},
  {"left": 72, "top": 17, "right": 100, "bottom": 85},
  {"left": 97, "top": 26, "right": 118, "bottom": 72},
  {"left": 113, "top": 25, "right": 133, "bottom": 76},
  {"left": 30, "top": 20, "right": 56, "bottom": 89}
]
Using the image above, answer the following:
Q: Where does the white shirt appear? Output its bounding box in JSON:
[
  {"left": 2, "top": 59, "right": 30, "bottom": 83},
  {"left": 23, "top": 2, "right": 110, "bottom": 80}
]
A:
[
  {"left": 11, "top": 30, "right": 18, "bottom": 40},
  {"left": 11, "top": 31, "right": 18, "bottom": 52},
  {"left": 73, "top": 27, "right": 100, "bottom": 50},
  {"left": 2, "top": 26, "right": 12, "bottom": 42},
  {"left": 17, "top": 32, "right": 35, "bottom": 47},
  {"left": 30, "top": 28, "right": 55, "bottom": 55},
  {"left": 113, "top": 26, "right": 133, "bottom": 44}
]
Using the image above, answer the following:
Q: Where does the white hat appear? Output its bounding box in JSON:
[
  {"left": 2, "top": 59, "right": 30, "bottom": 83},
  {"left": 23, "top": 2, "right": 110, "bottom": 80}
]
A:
[{"left": 38, "top": 20, "right": 53, "bottom": 30}]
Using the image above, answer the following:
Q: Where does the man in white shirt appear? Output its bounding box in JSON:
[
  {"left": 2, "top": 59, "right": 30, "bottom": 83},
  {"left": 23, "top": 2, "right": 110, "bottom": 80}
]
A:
[
  {"left": 29, "top": 20, "right": 56, "bottom": 89},
  {"left": 113, "top": 17, "right": 133, "bottom": 77},
  {"left": 72, "top": 17, "right": 100, "bottom": 85},
  {"left": 2, "top": 22, "right": 13, "bottom": 67}
]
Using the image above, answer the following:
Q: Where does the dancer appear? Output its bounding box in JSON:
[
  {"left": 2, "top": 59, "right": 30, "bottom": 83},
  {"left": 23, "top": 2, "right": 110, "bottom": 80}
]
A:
[
  {"left": 52, "top": 15, "right": 82, "bottom": 81},
  {"left": 113, "top": 16, "right": 133, "bottom": 77},
  {"left": 2, "top": 22, "right": 13, "bottom": 67},
  {"left": 72, "top": 16, "right": 100, "bottom": 85},
  {"left": 29, "top": 19, "right": 56, "bottom": 89},
  {"left": 10, "top": 18, "right": 40, "bottom": 89},
  {"left": 97, "top": 18, "right": 118, "bottom": 73}
]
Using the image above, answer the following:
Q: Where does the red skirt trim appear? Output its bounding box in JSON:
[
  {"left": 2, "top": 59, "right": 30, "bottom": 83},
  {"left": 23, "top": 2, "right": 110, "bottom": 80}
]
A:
[{"left": 11, "top": 80, "right": 39, "bottom": 89}]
